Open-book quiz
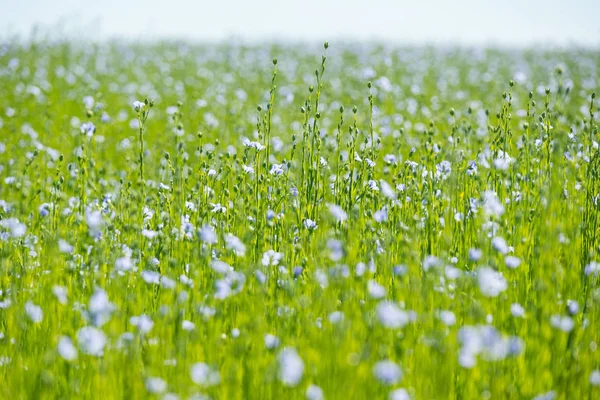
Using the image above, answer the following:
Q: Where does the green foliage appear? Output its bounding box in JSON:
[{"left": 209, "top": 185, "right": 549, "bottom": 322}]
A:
[{"left": 0, "top": 40, "right": 599, "bottom": 399}]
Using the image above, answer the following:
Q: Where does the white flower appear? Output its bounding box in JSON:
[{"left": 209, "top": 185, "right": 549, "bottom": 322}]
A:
[
  {"left": 182, "top": 320, "right": 195, "bottom": 331},
  {"left": 130, "top": 314, "right": 154, "bottom": 334},
  {"left": 262, "top": 250, "right": 284, "bottom": 267},
  {"left": 566, "top": 299, "right": 579, "bottom": 315},
  {"left": 266, "top": 209, "right": 276, "bottom": 221},
  {"left": 469, "top": 248, "right": 483, "bottom": 262},
  {"left": 267, "top": 135, "right": 282, "bottom": 151},
  {"left": 532, "top": 391, "right": 556, "bottom": 400},
  {"left": 590, "top": 370, "right": 600, "bottom": 386},
  {"left": 445, "top": 265, "right": 461, "bottom": 280},
  {"left": 439, "top": 310, "right": 456, "bottom": 326},
  {"left": 25, "top": 301, "right": 43, "bottom": 323},
  {"left": 211, "top": 260, "right": 232, "bottom": 274},
  {"left": 145, "top": 377, "right": 167, "bottom": 394},
  {"left": 143, "top": 206, "right": 154, "bottom": 221},
  {"left": 270, "top": 164, "right": 285, "bottom": 176},
  {"left": 436, "top": 160, "right": 451, "bottom": 179},
  {"left": 264, "top": 334, "right": 280, "bottom": 349},
  {"left": 133, "top": 100, "right": 145, "bottom": 112},
  {"left": 376, "top": 301, "right": 410, "bottom": 329},
  {"left": 374, "top": 207, "right": 388, "bottom": 223},
  {"left": 389, "top": 388, "right": 411, "bottom": 400},
  {"left": 365, "top": 158, "right": 376, "bottom": 168},
  {"left": 315, "top": 269, "right": 329, "bottom": 288},
  {"left": 210, "top": 203, "right": 227, "bottom": 213},
  {"left": 161, "top": 276, "right": 176, "bottom": 290},
  {"left": 328, "top": 204, "right": 347, "bottom": 222},
  {"left": 511, "top": 303, "right": 525, "bottom": 317},
  {"left": 77, "top": 326, "right": 107, "bottom": 356},
  {"left": 214, "top": 271, "right": 245, "bottom": 300},
  {"left": 141, "top": 270, "right": 161, "bottom": 285},
  {"left": 88, "top": 288, "right": 115, "bottom": 326},
  {"left": 477, "top": 267, "right": 508, "bottom": 297},
  {"left": 482, "top": 191, "right": 504, "bottom": 217},
  {"left": 190, "top": 363, "right": 221, "bottom": 386},
  {"left": 505, "top": 255, "right": 521, "bottom": 269},
  {"left": 368, "top": 280, "right": 387, "bottom": 299},
  {"left": 52, "top": 285, "right": 68, "bottom": 305},
  {"left": 58, "top": 336, "right": 78, "bottom": 361},
  {"left": 39, "top": 203, "right": 52, "bottom": 217},
  {"left": 0, "top": 298, "right": 11, "bottom": 309},
  {"left": 200, "top": 225, "right": 218, "bottom": 244},
  {"left": 585, "top": 261, "right": 600, "bottom": 276},
  {"left": 306, "top": 384, "right": 324, "bottom": 400},
  {"left": 384, "top": 154, "right": 397, "bottom": 164},
  {"left": 458, "top": 325, "right": 523, "bottom": 368},
  {"left": 242, "top": 138, "right": 266, "bottom": 151},
  {"left": 58, "top": 239, "right": 74, "bottom": 253},
  {"left": 115, "top": 256, "right": 133, "bottom": 272},
  {"left": 493, "top": 150, "right": 513, "bottom": 170},
  {"left": 80, "top": 122, "right": 96, "bottom": 137},
  {"left": 368, "top": 180, "right": 379, "bottom": 191},
  {"left": 185, "top": 201, "right": 197, "bottom": 212},
  {"left": 303, "top": 219, "right": 318, "bottom": 231},
  {"left": 373, "top": 360, "right": 402, "bottom": 385},
  {"left": 422, "top": 255, "right": 441, "bottom": 272},
  {"left": 141, "top": 229, "right": 158, "bottom": 239},
  {"left": 550, "top": 315, "right": 574, "bottom": 332},
  {"left": 327, "top": 239, "right": 344, "bottom": 261},
  {"left": 491, "top": 237, "right": 509, "bottom": 254},
  {"left": 278, "top": 348, "right": 304, "bottom": 387},
  {"left": 86, "top": 210, "right": 103, "bottom": 237},
  {"left": 225, "top": 234, "right": 246, "bottom": 256},
  {"left": 83, "top": 95, "right": 95, "bottom": 109},
  {"left": 467, "top": 161, "right": 478, "bottom": 176},
  {"left": 180, "top": 275, "right": 194, "bottom": 289},
  {"left": 328, "top": 311, "right": 345, "bottom": 324},
  {"left": 0, "top": 218, "right": 26, "bottom": 238},
  {"left": 380, "top": 179, "right": 396, "bottom": 199}
]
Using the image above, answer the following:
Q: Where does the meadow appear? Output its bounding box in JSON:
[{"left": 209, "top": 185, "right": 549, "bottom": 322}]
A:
[{"left": 0, "top": 39, "right": 599, "bottom": 399}]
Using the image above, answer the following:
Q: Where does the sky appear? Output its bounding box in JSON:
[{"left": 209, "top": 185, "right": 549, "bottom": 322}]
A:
[{"left": 1, "top": 0, "right": 599, "bottom": 47}]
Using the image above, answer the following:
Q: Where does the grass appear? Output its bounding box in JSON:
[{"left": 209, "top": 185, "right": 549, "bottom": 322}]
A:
[{"left": 0, "top": 39, "right": 599, "bottom": 399}]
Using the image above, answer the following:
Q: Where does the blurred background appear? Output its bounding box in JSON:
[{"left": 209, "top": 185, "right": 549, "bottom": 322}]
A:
[{"left": 1, "top": 0, "right": 599, "bottom": 47}]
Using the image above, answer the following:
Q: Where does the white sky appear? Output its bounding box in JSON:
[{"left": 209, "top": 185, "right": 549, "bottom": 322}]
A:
[{"left": 1, "top": 0, "right": 599, "bottom": 47}]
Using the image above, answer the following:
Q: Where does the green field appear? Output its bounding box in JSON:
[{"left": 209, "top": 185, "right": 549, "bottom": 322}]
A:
[{"left": 0, "top": 40, "right": 599, "bottom": 399}]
